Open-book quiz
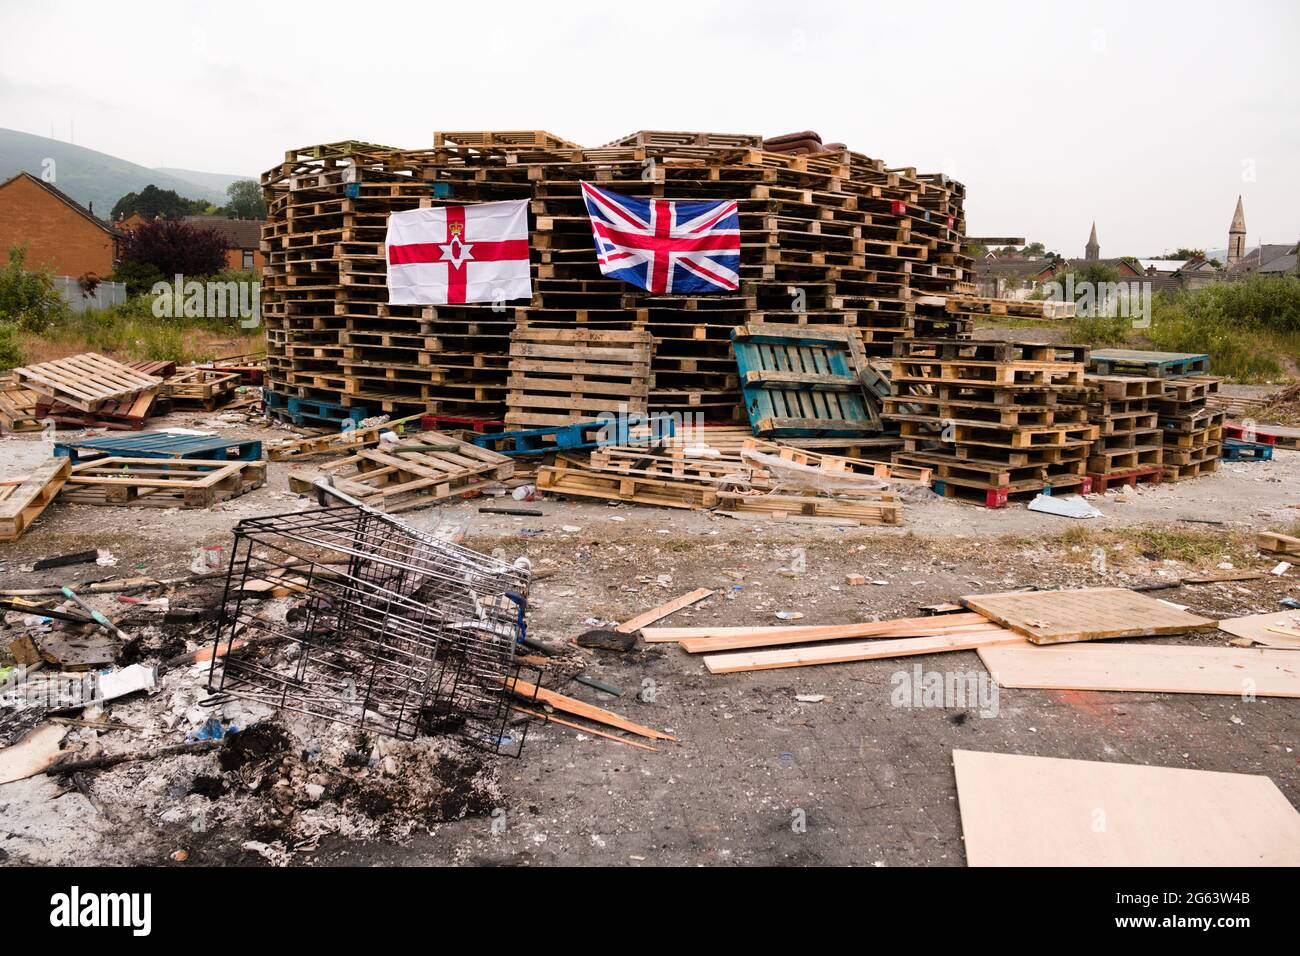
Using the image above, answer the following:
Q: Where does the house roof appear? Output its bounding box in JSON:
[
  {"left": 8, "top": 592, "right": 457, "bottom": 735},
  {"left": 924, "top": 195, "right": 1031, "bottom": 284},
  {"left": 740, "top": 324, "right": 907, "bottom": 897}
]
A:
[
  {"left": 0, "top": 171, "right": 118, "bottom": 236},
  {"left": 182, "top": 216, "right": 264, "bottom": 250},
  {"left": 1138, "top": 258, "right": 1189, "bottom": 273},
  {"left": 1227, "top": 243, "right": 1295, "bottom": 275},
  {"left": 975, "top": 258, "right": 1052, "bottom": 278}
]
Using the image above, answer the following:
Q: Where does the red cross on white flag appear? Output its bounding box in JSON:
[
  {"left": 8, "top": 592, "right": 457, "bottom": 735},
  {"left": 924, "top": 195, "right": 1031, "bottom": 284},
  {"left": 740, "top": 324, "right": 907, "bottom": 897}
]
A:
[{"left": 386, "top": 200, "right": 532, "bottom": 305}]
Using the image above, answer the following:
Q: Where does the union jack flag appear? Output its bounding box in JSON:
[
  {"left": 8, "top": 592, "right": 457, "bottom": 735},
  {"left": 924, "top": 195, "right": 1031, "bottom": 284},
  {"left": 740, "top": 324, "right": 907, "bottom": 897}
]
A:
[{"left": 580, "top": 182, "right": 740, "bottom": 294}]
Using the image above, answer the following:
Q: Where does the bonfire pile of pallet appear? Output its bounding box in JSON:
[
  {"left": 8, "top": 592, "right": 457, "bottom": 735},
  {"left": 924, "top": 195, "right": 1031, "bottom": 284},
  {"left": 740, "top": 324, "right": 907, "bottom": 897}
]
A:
[{"left": 257, "top": 130, "right": 974, "bottom": 430}]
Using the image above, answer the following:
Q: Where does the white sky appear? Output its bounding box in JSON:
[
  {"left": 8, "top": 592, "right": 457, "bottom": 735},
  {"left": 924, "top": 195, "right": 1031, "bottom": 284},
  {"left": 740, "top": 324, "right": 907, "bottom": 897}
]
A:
[{"left": 2, "top": 0, "right": 1296, "bottom": 257}]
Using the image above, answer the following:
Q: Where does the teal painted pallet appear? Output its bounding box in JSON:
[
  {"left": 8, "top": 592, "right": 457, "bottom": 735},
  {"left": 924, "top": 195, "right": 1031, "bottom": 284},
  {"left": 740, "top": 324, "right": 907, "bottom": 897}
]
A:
[{"left": 731, "top": 324, "right": 883, "bottom": 438}]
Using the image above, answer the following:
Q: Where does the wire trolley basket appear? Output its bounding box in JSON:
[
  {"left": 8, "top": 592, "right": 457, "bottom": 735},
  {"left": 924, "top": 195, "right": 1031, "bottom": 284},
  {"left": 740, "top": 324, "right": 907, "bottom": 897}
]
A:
[{"left": 205, "top": 503, "right": 535, "bottom": 756}]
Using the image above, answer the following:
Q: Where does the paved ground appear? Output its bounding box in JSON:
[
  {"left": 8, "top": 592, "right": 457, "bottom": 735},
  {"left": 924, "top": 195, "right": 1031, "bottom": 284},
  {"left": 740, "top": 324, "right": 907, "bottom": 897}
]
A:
[{"left": 1, "top": 410, "right": 1297, "bottom": 866}]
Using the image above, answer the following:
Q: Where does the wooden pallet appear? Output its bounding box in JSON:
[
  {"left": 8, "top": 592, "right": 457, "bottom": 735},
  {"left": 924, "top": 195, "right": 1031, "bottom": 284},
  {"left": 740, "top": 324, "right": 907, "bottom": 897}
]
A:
[
  {"left": 716, "top": 489, "right": 901, "bottom": 525},
  {"left": 1085, "top": 465, "right": 1164, "bottom": 493},
  {"left": 12, "top": 353, "right": 163, "bottom": 413},
  {"left": 266, "top": 413, "right": 425, "bottom": 461},
  {"left": 36, "top": 387, "right": 160, "bottom": 431},
  {"left": 0, "top": 458, "right": 71, "bottom": 541},
  {"left": 1088, "top": 349, "right": 1210, "bottom": 378},
  {"left": 61, "top": 458, "right": 266, "bottom": 508},
  {"left": 741, "top": 438, "right": 930, "bottom": 485},
  {"left": 0, "top": 377, "right": 44, "bottom": 432},
  {"left": 731, "top": 324, "right": 883, "bottom": 437},
  {"left": 56, "top": 431, "right": 263, "bottom": 464},
  {"left": 537, "top": 457, "right": 718, "bottom": 509},
  {"left": 505, "top": 328, "right": 652, "bottom": 428},
  {"left": 1258, "top": 532, "right": 1300, "bottom": 558},
  {"left": 961, "top": 587, "right": 1214, "bottom": 644},
  {"left": 287, "top": 433, "right": 514, "bottom": 512},
  {"left": 163, "top": 368, "right": 240, "bottom": 409}
]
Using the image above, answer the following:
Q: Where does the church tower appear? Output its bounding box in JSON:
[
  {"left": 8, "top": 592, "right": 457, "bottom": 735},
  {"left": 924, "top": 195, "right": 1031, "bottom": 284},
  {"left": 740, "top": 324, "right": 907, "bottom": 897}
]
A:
[
  {"left": 1227, "top": 196, "right": 1246, "bottom": 267},
  {"left": 1085, "top": 222, "right": 1099, "bottom": 261}
]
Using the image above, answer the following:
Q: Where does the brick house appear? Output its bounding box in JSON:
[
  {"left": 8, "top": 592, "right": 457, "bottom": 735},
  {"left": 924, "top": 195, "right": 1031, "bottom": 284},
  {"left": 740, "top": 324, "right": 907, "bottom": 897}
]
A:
[
  {"left": 182, "top": 216, "right": 265, "bottom": 271},
  {"left": 0, "top": 171, "right": 120, "bottom": 278}
]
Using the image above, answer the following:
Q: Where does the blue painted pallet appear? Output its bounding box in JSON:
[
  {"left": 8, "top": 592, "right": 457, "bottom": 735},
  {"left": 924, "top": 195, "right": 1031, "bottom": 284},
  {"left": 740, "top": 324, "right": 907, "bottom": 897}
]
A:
[
  {"left": 265, "top": 390, "right": 369, "bottom": 428},
  {"left": 1088, "top": 349, "right": 1210, "bottom": 378},
  {"left": 1220, "top": 439, "right": 1273, "bottom": 462},
  {"left": 55, "top": 431, "right": 263, "bottom": 464},
  {"left": 472, "top": 415, "right": 676, "bottom": 456},
  {"left": 731, "top": 324, "right": 882, "bottom": 438}
]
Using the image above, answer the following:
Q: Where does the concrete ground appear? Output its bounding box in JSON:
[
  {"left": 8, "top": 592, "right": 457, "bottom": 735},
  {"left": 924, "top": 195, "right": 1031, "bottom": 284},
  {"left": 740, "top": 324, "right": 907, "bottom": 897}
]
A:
[{"left": 1, "top": 407, "right": 1297, "bottom": 866}]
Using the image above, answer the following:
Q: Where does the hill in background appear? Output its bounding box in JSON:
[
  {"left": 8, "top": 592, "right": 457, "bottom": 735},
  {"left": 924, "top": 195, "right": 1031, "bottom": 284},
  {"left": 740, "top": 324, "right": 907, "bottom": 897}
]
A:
[{"left": 0, "top": 127, "right": 254, "bottom": 217}]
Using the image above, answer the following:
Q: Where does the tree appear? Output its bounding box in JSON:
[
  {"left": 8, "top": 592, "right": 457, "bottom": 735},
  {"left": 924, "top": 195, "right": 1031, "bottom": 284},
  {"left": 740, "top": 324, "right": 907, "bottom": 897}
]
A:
[
  {"left": 111, "top": 184, "right": 209, "bottom": 221},
  {"left": 0, "top": 245, "right": 70, "bottom": 332},
  {"left": 117, "top": 219, "right": 231, "bottom": 279},
  {"left": 223, "top": 180, "right": 266, "bottom": 219},
  {"left": 1021, "top": 241, "right": 1046, "bottom": 257},
  {"left": 1150, "top": 248, "right": 1206, "bottom": 260}
]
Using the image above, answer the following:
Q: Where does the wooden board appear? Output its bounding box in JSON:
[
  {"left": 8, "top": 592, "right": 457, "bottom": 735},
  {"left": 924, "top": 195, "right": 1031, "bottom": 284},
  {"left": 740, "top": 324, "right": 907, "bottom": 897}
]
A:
[
  {"left": 704, "top": 627, "right": 1025, "bottom": 674},
  {"left": 953, "top": 749, "right": 1300, "bottom": 866},
  {"left": 12, "top": 353, "right": 162, "bottom": 412},
  {"left": 978, "top": 642, "right": 1300, "bottom": 697},
  {"left": 0, "top": 457, "right": 71, "bottom": 541},
  {"left": 961, "top": 587, "right": 1214, "bottom": 644},
  {"left": 1217, "top": 610, "right": 1300, "bottom": 649},
  {"left": 617, "top": 588, "right": 714, "bottom": 633},
  {"left": 643, "top": 611, "right": 989, "bottom": 643},
  {"left": 1258, "top": 531, "right": 1300, "bottom": 557}
]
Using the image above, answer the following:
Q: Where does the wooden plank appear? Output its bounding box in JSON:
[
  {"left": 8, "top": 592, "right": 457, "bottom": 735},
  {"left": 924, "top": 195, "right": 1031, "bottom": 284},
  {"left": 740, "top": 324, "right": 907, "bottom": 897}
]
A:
[
  {"left": 954, "top": 749, "right": 1300, "bottom": 866},
  {"left": 503, "top": 677, "right": 676, "bottom": 741},
  {"left": 0, "top": 723, "right": 67, "bottom": 784},
  {"left": 0, "top": 458, "right": 71, "bottom": 541},
  {"left": 680, "top": 614, "right": 997, "bottom": 654},
  {"left": 643, "top": 611, "right": 988, "bottom": 642},
  {"left": 617, "top": 588, "right": 714, "bottom": 633},
  {"left": 704, "top": 627, "right": 1025, "bottom": 674},
  {"left": 511, "top": 704, "right": 658, "bottom": 752},
  {"left": 961, "top": 587, "right": 1214, "bottom": 644},
  {"left": 1258, "top": 531, "right": 1300, "bottom": 557},
  {"left": 978, "top": 642, "right": 1300, "bottom": 697}
]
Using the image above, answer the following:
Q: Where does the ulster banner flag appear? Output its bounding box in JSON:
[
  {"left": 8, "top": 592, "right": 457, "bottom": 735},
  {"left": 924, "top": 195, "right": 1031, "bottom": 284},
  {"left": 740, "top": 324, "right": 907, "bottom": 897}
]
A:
[{"left": 386, "top": 200, "right": 532, "bottom": 305}]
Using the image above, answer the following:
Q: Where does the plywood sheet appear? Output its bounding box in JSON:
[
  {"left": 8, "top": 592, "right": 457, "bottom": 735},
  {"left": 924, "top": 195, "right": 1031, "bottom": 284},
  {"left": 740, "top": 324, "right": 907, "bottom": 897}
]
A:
[
  {"left": 978, "top": 642, "right": 1300, "bottom": 697},
  {"left": 961, "top": 587, "right": 1214, "bottom": 644},
  {"left": 1217, "top": 610, "right": 1300, "bottom": 648},
  {"left": 953, "top": 749, "right": 1300, "bottom": 866}
]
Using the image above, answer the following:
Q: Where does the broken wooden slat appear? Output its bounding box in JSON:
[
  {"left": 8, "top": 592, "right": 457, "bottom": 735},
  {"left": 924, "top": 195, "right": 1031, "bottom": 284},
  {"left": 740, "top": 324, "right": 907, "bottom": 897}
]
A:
[
  {"left": 704, "top": 627, "right": 1024, "bottom": 674},
  {"left": 617, "top": 587, "right": 714, "bottom": 633},
  {"left": 512, "top": 704, "right": 658, "bottom": 752},
  {"left": 504, "top": 677, "right": 675, "bottom": 741}
]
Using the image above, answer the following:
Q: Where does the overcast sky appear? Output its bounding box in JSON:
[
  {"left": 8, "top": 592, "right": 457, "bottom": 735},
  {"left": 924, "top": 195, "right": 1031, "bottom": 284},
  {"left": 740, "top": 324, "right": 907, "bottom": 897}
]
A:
[{"left": 2, "top": 0, "right": 1296, "bottom": 257}]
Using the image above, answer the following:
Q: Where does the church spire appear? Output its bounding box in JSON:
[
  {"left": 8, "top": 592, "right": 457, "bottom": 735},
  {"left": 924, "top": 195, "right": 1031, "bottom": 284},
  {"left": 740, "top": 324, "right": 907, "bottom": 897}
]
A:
[
  {"left": 1085, "top": 221, "right": 1100, "bottom": 261},
  {"left": 1227, "top": 196, "right": 1246, "bottom": 267}
]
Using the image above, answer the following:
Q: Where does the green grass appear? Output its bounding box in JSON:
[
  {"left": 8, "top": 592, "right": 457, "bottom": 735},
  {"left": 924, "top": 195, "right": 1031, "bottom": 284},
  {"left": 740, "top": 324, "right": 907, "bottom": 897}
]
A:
[{"left": 28, "top": 295, "right": 261, "bottom": 365}]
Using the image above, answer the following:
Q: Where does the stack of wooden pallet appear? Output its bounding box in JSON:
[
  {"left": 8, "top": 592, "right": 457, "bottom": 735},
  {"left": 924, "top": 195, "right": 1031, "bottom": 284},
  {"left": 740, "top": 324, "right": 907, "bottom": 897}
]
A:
[
  {"left": 13, "top": 353, "right": 165, "bottom": 430},
  {"left": 1078, "top": 375, "right": 1164, "bottom": 491},
  {"left": 883, "top": 339, "right": 1096, "bottom": 507},
  {"left": 1087, "top": 350, "right": 1223, "bottom": 482},
  {"left": 257, "top": 131, "right": 972, "bottom": 427},
  {"left": 1154, "top": 376, "right": 1224, "bottom": 479}
]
